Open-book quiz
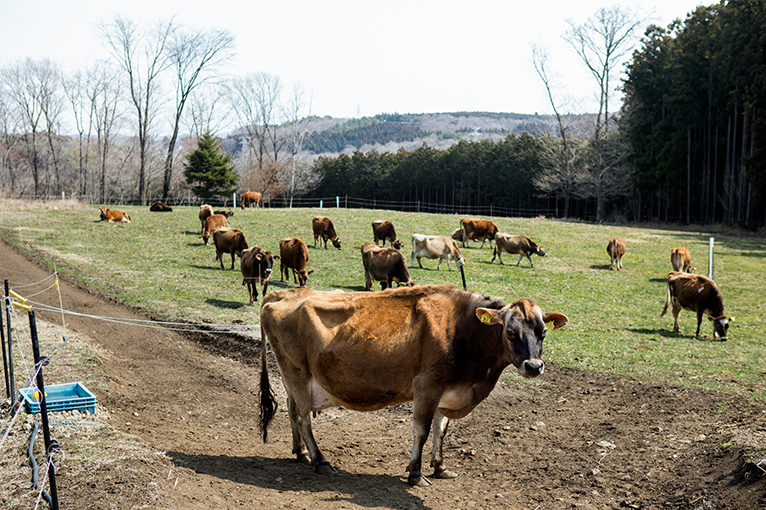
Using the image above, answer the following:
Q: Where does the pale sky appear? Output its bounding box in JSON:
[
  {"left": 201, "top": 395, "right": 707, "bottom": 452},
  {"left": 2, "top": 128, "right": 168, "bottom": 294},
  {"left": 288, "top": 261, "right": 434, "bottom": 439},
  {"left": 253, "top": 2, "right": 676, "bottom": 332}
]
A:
[{"left": 1, "top": 0, "right": 705, "bottom": 126}]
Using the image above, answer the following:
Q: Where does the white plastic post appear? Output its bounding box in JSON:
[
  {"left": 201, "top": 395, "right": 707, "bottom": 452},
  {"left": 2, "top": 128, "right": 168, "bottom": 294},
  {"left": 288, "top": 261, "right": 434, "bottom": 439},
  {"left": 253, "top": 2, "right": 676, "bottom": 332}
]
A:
[
  {"left": 320, "top": 199, "right": 323, "bottom": 208},
  {"left": 232, "top": 193, "right": 237, "bottom": 208},
  {"left": 61, "top": 191, "right": 65, "bottom": 200},
  {"left": 708, "top": 237, "right": 714, "bottom": 280},
  {"left": 336, "top": 196, "right": 340, "bottom": 208}
]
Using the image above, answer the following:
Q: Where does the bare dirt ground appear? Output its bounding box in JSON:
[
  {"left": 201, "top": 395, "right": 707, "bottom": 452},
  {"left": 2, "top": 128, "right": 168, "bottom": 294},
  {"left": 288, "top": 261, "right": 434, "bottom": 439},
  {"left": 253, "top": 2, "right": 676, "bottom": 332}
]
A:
[{"left": 2, "top": 237, "right": 765, "bottom": 510}]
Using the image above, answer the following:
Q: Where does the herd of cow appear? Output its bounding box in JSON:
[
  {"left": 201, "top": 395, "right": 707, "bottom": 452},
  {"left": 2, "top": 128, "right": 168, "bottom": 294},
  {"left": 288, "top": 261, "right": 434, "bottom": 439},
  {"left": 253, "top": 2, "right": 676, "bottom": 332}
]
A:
[{"left": 97, "top": 200, "right": 732, "bottom": 486}]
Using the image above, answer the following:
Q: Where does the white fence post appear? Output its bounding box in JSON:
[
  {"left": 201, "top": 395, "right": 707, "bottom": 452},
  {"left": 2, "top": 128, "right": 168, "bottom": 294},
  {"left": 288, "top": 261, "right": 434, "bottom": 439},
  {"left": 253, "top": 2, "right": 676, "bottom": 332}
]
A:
[
  {"left": 336, "top": 196, "right": 340, "bottom": 208},
  {"left": 320, "top": 199, "right": 323, "bottom": 208},
  {"left": 708, "top": 237, "right": 715, "bottom": 280},
  {"left": 232, "top": 193, "right": 237, "bottom": 208}
]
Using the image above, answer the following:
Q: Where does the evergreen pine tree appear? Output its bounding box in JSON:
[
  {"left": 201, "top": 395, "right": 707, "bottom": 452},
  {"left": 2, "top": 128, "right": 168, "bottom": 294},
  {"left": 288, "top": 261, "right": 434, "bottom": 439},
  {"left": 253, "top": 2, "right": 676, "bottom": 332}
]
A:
[{"left": 184, "top": 131, "right": 238, "bottom": 200}]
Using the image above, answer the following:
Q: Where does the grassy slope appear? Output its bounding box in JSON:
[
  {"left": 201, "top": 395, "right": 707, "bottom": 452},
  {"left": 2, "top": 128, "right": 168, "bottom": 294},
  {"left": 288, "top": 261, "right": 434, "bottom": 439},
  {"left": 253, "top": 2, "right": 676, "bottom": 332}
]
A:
[{"left": 1, "top": 204, "right": 764, "bottom": 401}]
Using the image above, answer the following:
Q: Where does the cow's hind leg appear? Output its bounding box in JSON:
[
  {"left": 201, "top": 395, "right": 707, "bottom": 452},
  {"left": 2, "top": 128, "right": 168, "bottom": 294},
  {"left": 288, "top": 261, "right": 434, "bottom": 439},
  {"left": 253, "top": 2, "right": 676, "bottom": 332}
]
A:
[
  {"left": 286, "top": 395, "right": 311, "bottom": 465},
  {"left": 430, "top": 412, "right": 457, "bottom": 480}
]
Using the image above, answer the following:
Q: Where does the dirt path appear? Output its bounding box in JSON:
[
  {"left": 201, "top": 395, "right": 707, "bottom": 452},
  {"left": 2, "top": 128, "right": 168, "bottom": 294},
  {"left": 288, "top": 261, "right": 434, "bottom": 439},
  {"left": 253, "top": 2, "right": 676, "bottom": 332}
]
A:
[{"left": 2, "top": 238, "right": 764, "bottom": 509}]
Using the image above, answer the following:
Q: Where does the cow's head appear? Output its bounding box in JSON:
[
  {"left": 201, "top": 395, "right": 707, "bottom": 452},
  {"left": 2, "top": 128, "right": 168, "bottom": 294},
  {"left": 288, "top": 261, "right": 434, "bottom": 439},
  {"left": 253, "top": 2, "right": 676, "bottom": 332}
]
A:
[
  {"left": 536, "top": 246, "right": 547, "bottom": 257},
  {"left": 296, "top": 269, "right": 314, "bottom": 287},
  {"left": 709, "top": 315, "right": 731, "bottom": 341},
  {"left": 392, "top": 239, "right": 403, "bottom": 251},
  {"left": 475, "top": 300, "right": 567, "bottom": 378},
  {"left": 256, "top": 252, "right": 277, "bottom": 277},
  {"left": 331, "top": 237, "right": 342, "bottom": 250}
]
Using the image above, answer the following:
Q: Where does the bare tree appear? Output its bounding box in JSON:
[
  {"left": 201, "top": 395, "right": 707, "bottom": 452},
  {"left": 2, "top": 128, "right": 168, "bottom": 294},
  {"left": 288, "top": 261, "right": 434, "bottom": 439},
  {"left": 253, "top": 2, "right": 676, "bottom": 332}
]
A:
[
  {"left": 101, "top": 16, "right": 174, "bottom": 205},
  {"left": 161, "top": 27, "right": 235, "bottom": 202},
  {"left": 281, "top": 81, "right": 314, "bottom": 206},
  {"left": 0, "top": 90, "right": 21, "bottom": 194},
  {"left": 184, "top": 84, "right": 231, "bottom": 141},
  {"left": 92, "top": 68, "right": 122, "bottom": 204},
  {"left": 565, "top": 6, "right": 644, "bottom": 221}
]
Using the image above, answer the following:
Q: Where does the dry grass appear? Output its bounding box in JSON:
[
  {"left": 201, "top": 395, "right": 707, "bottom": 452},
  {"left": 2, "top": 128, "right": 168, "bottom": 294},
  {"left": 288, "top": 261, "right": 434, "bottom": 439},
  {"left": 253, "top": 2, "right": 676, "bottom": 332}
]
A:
[{"left": 0, "top": 198, "right": 90, "bottom": 212}]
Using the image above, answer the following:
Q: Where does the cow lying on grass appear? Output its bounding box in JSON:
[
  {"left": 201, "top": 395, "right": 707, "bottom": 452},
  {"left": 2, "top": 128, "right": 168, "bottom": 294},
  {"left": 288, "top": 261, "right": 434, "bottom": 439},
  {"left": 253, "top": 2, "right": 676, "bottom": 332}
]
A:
[{"left": 99, "top": 207, "right": 131, "bottom": 223}]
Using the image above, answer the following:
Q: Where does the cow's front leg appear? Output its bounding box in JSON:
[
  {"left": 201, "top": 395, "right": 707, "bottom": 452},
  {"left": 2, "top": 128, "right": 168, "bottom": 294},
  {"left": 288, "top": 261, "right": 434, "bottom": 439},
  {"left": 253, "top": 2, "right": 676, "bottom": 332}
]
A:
[
  {"left": 407, "top": 382, "right": 440, "bottom": 486},
  {"left": 430, "top": 412, "right": 458, "bottom": 480},
  {"left": 695, "top": 310, "right": 704, "bottom": 337}
]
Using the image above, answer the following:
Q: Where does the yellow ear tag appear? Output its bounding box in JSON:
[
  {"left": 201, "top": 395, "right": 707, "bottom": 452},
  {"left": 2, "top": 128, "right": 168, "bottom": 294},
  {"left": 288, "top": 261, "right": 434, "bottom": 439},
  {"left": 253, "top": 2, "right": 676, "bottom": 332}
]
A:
[
  {"left": 546, "top": 320, "right": 555, "bottom": 330},
  {"left": 481, "top": 312, "right": 492, "bottom": 324}
]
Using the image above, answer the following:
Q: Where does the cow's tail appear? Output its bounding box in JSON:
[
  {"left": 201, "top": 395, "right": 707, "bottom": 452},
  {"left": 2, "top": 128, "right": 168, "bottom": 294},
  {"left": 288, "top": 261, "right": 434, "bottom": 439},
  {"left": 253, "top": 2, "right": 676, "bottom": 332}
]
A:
[
  {"left": 258, "top": 326, "right": 278, "bottom": 443},
  {"left": 660, "top": 280, "right": 671, "bottom": 317}
]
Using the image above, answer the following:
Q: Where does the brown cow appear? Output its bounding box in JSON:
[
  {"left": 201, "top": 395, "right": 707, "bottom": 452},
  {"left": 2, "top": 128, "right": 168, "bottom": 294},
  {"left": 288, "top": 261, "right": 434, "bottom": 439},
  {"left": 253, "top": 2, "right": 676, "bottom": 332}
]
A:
[
  {"left": 212, "top": 228, "right": 248, "bottom": 270},
  {"left": 201, "top": 214, "right": 228, "bottom": 245},
  {"left": 240, "top": 191, "right": 261, "bottom": 209},
  {"left": 607, "top": 238, "right": 626, "bottom": 270},
  {"left": 372, "top": 220, "right": 402, "bottom": 250},
  {"left": 661, "top": 271, "right": 731, "bottom": 340},
  {"left": 451, "top": 228, "right": 465, "bottom": 244},
  {"left": 459, "top": 218, "right": 499, "bottom": 248},
  {"left": 199, "top": 204, "right": 214, "bottom": 233},
  {"left": 361, "top": 243, "right": 414, "bottom": 291},
  {"left": 241, "top": 246, "right": 278, "bottom": 303},
  {"left": 491, "top": 233, "right": 547, "bottom": 267},
  {"left": 214, "top": 209, "right": 235, "bottom": 218},
  {"left": 671, "top": 247, "right": 694, "bottom": 273},
  {"left": 411, "top": 234, "right": 464, "bottom": 271},
  {"left": 258, "top": 285, "right": 568, "bottom": 486},
  {"left": 99, "top": 207, "right": 131, "bottom": 223},
  {"left": 312, "top": 216, "right": 341, "bottom": 250},
  {"left": 149, "top": 201, "right": 173, "bottom": 212},
  {"left": 279, "top": 237, "right": 312, "bottom": 287}
]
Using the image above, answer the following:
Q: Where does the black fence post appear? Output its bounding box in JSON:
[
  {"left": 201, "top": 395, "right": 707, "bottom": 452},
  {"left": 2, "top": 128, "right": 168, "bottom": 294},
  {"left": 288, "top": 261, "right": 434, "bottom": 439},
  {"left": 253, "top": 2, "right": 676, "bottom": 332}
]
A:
[
  {"left": 4, "top": 280, "right": 14, "bottom": 400},
  {"left": 1, "top": 280, "right": 8, "bottom": 399},
  {"left": 29, "top": 310, "right": 60, "bottom": 510}
]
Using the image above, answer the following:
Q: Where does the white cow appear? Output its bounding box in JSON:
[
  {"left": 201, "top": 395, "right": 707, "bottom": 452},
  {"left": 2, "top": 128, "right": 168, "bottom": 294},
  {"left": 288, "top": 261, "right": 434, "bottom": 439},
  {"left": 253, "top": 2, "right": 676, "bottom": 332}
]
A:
[{"left": 411, "top": 234, "right": 465, "bottom": 271}]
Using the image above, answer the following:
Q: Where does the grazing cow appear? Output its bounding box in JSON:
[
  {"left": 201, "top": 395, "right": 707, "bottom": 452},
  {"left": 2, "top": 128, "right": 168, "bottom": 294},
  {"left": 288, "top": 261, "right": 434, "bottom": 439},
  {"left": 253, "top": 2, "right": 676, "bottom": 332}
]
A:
[
  {"left": 661, "top": 271, "right": 731, "bottom": 340},
  {"left": 312, "top": 216, "right": 341, "bottom": 250},
  {"left": 491, "top": 234, "right": 547, "bottom": 267},
  {"left": 99, "top": 207, "right": 131, "bottom": 223},
  {"left": 215, "top": 209, "right": 235, "bottom": 218},
  {"left": 459, "top": 218, "right": 499, "bottom": 248},
  {"left": 361, "top": 243, "right": 414, "bottom": 291},
  {"left": 201, "top": 214, "right": 228, "bottom": 245},
  {"left": 199, "top": 204, "right": 214, "bottom": 233},
  {"left": 451, "top": 228, "right": 465, "bottom": 244},
  {"left": 607, "top": 238, "right": 626, "bottom": 270},
  {"left": 411, "top": 234, "right": 464, "bottom": 271},
  {"left": 671, "top": 247, "right": 694, "bottom": 273},
  {"left": 240, "top": 191, "right": 261, "bottom": 209},
  {"left": 241, "top": 246, "right": 278, "bottom": 303},
  {"left": 279, "top": 237, "right": 312, "bottom": 287},
  {"left": 149, "top": 201, "right": 173, "bottom": 212},
  {"left": 212, "top": 228, "right": 248, "bottom": 270},
  {"left": 372, "top": 220, "right": 402, "bottom": 250},
  {"left": 258, "top": 285, "right": 568, "bottom": 486}
]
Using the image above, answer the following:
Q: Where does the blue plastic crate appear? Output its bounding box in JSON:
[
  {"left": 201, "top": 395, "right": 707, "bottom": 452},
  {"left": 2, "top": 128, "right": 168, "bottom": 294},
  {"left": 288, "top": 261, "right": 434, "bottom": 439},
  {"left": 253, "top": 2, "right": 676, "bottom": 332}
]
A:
[{"left": 19, "top": 382, "right": 97, "bottom": 414}]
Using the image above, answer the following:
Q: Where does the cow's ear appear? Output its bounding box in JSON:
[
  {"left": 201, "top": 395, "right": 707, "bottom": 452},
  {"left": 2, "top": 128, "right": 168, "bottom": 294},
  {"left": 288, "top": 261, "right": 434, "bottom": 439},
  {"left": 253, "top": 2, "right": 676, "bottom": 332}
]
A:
[
  {"left": 256, "top": 254, "right": 263, "bottom": 261},
  {"left": 476, "top": 308, "right": 501, "bottom": 325},
  {"left": 543, "top": 312, "right": 568, "bottom": 330},
  {"left": 274, "top": 255, "right": 280, "bottom": 260}
]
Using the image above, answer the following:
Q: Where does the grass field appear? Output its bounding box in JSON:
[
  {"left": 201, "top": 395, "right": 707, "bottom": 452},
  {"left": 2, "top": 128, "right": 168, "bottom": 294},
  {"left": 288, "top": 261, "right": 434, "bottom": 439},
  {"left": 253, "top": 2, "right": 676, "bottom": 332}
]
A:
[{"left": 1, "top": 201, "right": 764, "bottom": 402}]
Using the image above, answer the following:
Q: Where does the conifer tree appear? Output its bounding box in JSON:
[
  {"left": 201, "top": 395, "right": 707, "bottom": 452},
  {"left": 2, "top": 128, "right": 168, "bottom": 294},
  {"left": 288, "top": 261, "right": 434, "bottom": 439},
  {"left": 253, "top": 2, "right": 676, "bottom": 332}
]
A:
[{"left": 184, "top": 131, "right": 238, "bottom": 200}]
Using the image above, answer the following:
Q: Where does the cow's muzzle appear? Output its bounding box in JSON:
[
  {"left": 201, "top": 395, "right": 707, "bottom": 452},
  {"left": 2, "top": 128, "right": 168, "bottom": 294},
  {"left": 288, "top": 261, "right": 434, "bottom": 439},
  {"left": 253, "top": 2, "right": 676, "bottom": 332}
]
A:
[{"left": 519, "top": 359, "right": 544, "bottom": 378}]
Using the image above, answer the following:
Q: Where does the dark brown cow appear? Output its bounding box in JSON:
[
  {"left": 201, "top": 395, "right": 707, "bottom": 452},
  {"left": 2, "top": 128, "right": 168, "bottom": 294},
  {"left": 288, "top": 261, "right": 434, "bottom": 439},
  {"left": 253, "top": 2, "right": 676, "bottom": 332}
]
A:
[
  {"left": 361, "top": 243, "right": 414, "bottom": 291},
  {"left": 201, "top": 214, "right": 228, "bottom": 245},
  {"left": 241, "top": 246, "right": 278, "bottom": 303},
  {"left": 279, "top": 237, "right": 312, "bottom": 287},
  {"left": 459, "top": 218, "right": 499, "bottom": 248},
  {"left": 671, "top": 247, "right": 694, "bottom": 273},
  {"left": 607, "top": 238, "right": 626, "bottom": 270},
  {"left": 199, "top": 204, "right": 214, "bottom": 233},
  {"left": 372, "top": 220, "right": 402, "bottom": 250},
  {"left": 491, "top": 233, "right": 547, "bottom": 267},
  {"left": 258, "top": 285, "right": 568, "bottom": 486},
  {"left": 99, "top": 207, "right": 131, "bottom": 223},
  {"left": 212, "top": 228, "right": 248, "bottom": 270},
  {"left": 661, "top": 271, "right": 731, "bottom": 340},
  {"left": 214, "top": 209, "right": 235, "bottom": 218},
  {"left": 149, "top": 201, "right": 173, "bottom": 212},
  {"left": 312, "top": 216, "right": 341, "bottom": 250},
  {"left": 240, "top": 191, "right": 261, "bottom": 209}
]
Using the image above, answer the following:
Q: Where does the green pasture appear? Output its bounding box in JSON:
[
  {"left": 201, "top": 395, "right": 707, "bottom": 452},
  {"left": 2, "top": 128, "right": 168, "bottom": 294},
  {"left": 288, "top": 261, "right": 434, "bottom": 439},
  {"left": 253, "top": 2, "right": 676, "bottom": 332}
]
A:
[{"left": 1, "top": 204, "right": 764, "bottom": 401}]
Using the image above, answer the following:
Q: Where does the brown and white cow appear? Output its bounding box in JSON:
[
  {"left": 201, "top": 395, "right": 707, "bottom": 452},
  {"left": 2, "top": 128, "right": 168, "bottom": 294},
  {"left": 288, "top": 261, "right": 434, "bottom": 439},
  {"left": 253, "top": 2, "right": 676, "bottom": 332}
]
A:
[
  {"left": 371, "top": 220, "right": 402, "bottom": 250},
  {"left": 241, "top": 246, "right": 278, "bottom": 303},
  {"left": 199, "top": 204, "right": 214, "bottom": 233},
  {"left": 451, "top": 228, "right": 465, "bottom": 244},
  {"left": 671, "top": 247, "right": 694, "bottom": 273},
  {"left": 149, "top": 201, "right": 173, "bottom": 212},
  {"left": 99, "top": 207, "right": 131, "bottom": 223},
  {"left": 491, "top": 233, "right": 547, "bottom": 267},
  {"left": 312, "top": 216, "right": 341, "bottom": 250},
  {"left": 411, "top": 234, "right": 464, "bottom": 271},
  {"left": 459, "top": 218, "right": 499, "bottom": 249},
  {"left": 361, "top": 243, "right": 414, "bottom": 291},
  {"left": 258, "top": 285, "right": 568, "bottom": 486},
  {"left": 607, "top": 238, "right": 626, "bottom": 271},
  {"left": 279, "top": 237, "right": 312, "bottom": 287},
  {"left": 201, "top": 214, "right": 228, "bottom": 245},
  {"left": 661, "top": 271, "right": 731, "bottom": 340},
  {"left": 240, "top": 191, "right": 261, "bottom": 209},
  {"left": 212, "top": 228, "right": 248, "bottom": 270}
]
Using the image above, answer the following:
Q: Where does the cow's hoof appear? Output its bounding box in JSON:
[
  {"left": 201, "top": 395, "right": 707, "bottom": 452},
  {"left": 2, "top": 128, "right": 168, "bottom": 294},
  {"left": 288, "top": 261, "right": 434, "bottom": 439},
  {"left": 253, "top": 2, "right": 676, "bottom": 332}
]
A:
[
  {"left": 407, "top": 474, "right": 432, "bottom": 487},
  {"left": 433, "top": 469, "right": 458, "bottom": 479},
  {"left": 314, "top": 462, "right": 337, "bottom": 475},
  {"left": 296, "top": 453, "right": 311, "bottom": 465}
]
